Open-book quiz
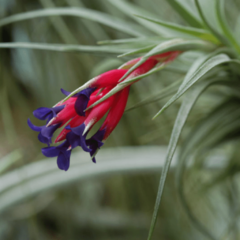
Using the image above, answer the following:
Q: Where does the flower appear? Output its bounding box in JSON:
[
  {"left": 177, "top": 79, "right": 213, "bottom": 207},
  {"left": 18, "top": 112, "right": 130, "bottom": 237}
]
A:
[{"left": 28, "top": 52, "right": 180, "bottom": 171}]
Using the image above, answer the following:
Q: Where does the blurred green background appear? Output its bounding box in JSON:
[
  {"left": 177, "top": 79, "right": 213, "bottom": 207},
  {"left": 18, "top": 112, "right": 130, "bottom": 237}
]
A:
[{"left": 1, "top": 0, "right": 240, "bottom": 239}]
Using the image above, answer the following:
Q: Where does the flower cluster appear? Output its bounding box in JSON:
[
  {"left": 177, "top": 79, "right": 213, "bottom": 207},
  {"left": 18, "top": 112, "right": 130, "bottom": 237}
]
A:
[{"left": 28, "top": 52, "right": 180, "bottom": 171}]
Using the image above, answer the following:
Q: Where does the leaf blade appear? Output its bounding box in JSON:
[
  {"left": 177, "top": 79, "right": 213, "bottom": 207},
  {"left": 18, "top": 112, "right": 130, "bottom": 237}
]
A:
[
  {"left": 0, "top": 7, "right": 145, "bottom": 37},
  {"left": 153, "top": 54, "right": 234, "bottom": 119},
  {"left": 134, "top": 15, "right": 218, "bottom": 43},
  {"left": 147, "top": 80, "right": 214, "bottom": 240}
]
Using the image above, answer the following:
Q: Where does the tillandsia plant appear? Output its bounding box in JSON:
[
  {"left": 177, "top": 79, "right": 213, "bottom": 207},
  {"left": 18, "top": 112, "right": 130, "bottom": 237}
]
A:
[
  {"left": 2, "top": 0, "right": 240, "bottom": 239},
  {"left": 28, "top": 52, "right": 180, "bottom": 170}
]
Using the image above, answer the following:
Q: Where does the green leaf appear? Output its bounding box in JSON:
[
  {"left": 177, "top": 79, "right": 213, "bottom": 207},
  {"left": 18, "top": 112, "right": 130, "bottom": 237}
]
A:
[
  {"left": 0, "top": 42, "right": 135, "bottom": 55},
  {"left": 175, "top": 98, "right": 240, "bottom": 240},
  {"left": 118, "top": 44, "right": 157, "bottom": 58},
  {"left": 147, "top": 80, "right": 214, "bottom": 240},
  {"left": 134, "top": 15, "right": 219, "bottom": 43},
  {"left": 180, "top": 98, "right": 240, "bottom": 160},
  {"left": 98, "top": 37, "right": 170, "bottom": 45},
  {"left": 194, "top": 0, "right": 228, "bottom": 45},
  {"left": 153, "top": 54, "right": 235, "bottom": 119},
  {"left": 216, "top": 0, "right": 240, "bottom": 54},
  {"left": 0, "top": 7, "right": 145, "bottom": 37},
  {"left": 108, "top": 0, "right": 172, "bottom": 35},
  {"left": 0, "top": 147, "right": 167, "bottom": 213},
  {"left": 167, "top": 0, "right": 203, "bottom": 28}
]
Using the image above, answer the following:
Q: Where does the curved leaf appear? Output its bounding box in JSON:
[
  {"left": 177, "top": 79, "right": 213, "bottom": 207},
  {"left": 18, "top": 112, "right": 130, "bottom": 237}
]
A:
[
  {"left": 0, "top": 42, "right": 135, "bottom": 55},
  {"left": 134, "top": 15, "right": 218, "bottom": 43},
  {"left": 147, "top": 79, "right": 215, "bottom": 240},
  {"left": 0, "top": 8, "right": 145, "bottom": 37},
  {"left": 167, "top": 0, "right": 203, "bottom": 28},
  {"left": 216, "top": 0, "right": 240, "bottom": 53},
  {"left": 153, "top": 54, "right": 236, "bottom": 119}
]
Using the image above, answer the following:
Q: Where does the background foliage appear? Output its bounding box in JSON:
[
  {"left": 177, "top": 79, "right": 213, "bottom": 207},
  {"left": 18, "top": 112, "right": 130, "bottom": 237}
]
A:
[{"left": 1, "top": 0, "right": 240, "bottom": 239}]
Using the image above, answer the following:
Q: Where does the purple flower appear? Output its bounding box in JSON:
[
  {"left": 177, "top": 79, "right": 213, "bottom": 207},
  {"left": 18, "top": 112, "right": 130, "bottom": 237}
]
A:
[
  {"left": 42, "top": 141, "right": 71, "bottom": 171},
  {"left": 27, "top": 119, "right": 60, "bottom": 146}
]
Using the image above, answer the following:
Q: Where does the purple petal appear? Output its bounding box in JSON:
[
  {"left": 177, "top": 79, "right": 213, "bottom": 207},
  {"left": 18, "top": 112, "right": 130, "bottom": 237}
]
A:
[
  {"left": 41, "top": 146, "right": 59, "bottom": 157},
  {"left": 61, "top": 88, "right": 71, "bottom": 96},
  {"left": 66, "top": 131, "right": 80, "bottom": 149},
  {"left": 74, "top": 87, "right": 96, "bottom": 116},
  {"left": 27, "top": 119, "right": 43, "bottom": 132},
  {"left": 75, "top": 96, "right": 88, "bottom": 116},
  {"left": 80, "top": 135, "right": 92, "bottom": 152},
  {"left": 57, "top": 150, "right": 71, "bottom": 171},
  {"left": 33, "top": 107, "right": 52, "bottom": 120},
  {"left": 71, "top": 124, "right": 85, "bottom": 136},
  {"left": 38, "top": 132, "right": 51, "bottom": 145},
  {"left": 33, "top": 106, "right": 65, "bottom": 122},
  {"left": 53, "top": 105, "right": 65, "bottom": 115},
  {"left": 41, "top": 124, "right": 60, "bottom": 138},
  {"left": 66, "top": 124, "right": 91, "bottom": 152}
]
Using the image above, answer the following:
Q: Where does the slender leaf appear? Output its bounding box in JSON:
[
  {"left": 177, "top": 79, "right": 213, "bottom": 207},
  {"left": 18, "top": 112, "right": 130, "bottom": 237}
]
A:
[
  {"left": 108, "top": 0, "right": 171, "bottom": 35},
  {"left": 153, "top": 54, "right": 235, "bottom": 119},
  {"left": 216, "top": 0, "right": 240, "bottom": 54},
  {"left": 147, "top": 80, "right": 214, "bottom": 240},
  {"left": 118, "top": 44, "right": 157, "bottom": 58},
  {"left": 0, "top": 42, "right": 135, "bottom": 55},
  {"left": 98, "top": 37, "right": 169, "bottom": 45},
  {"left": 194, "top": 0, "right": 228, "bottom": 45},
  {"left": 176, "top": 98, "right": 240, "bottom": 240},
  {"left": 134, "top": 15, "right": 218, "bottom": 43},
  {"left": 167, "top": 0, "right": 203, "bottom": 28},
  {"left": 0, "top": 8, "right": 145, "bottom": 37},
  {"left": 0, "top": 147, "right": 170, "bottom": 213}
]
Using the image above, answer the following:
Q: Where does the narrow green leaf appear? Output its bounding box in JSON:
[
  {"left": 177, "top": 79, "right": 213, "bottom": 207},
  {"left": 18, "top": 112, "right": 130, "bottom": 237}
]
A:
[
  {"left": 118, "top": 44, "right": 157, "bottom": 58},
  {"left": 98, "top": 37, "right": 169, "bottom": 45},
  {"left": 180, "top": 98, "right": 240, "bottom": 160},
  {"left": 194, "top": 0, "right": 228, "bottom": 45},
  {"left": 0, "top": 8, "right": 145, "bottom": 37},
  {"left": 0, "top": 147, "right": 166, "bottom": 213},
  {"left": 176, "top": 98, "right": 240, "bottom": 240},
  {"left": 147, "top": 80, "right": 214, "bottom": 240},
  {"left": 167, "top": 0, "right": 203, "bottom": 28},
  {"left": 0, "top": 42, "right": 134, "bottom": 55},
  {"left": 153, "top": 54, "right": 234, "bottom": 119},
  {"left": 134, "top": 15, "right": 219, "bottom": 43},
  {"left": 39, "top": 0, "right": 78, "bottom": 44},
  {"left": 216, "top": 0, "right": 240, "bottom": 54},
  {"left": 108, "top": 0, "right": 171, "bottom": 35}
]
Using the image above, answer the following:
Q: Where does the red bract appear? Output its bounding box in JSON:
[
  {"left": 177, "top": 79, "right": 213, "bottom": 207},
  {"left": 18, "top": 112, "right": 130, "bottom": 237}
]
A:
[{"left": 28, "top": 52, "right": 180, "bottom": 171}]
